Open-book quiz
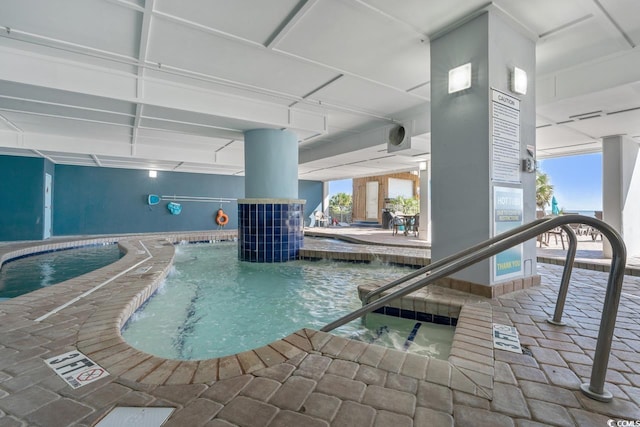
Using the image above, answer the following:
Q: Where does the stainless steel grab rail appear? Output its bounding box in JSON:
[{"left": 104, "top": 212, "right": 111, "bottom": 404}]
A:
[
  {"left": 320, "top": 214, "right": 626, "bottom": 403},
  {"left": 362, "top": 217, "right": 551, "bottom": 305}
]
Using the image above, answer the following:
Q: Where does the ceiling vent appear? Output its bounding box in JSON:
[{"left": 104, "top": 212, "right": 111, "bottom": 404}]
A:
[{"left": 387, "top": 122, "right": 425, "bottom": 156}]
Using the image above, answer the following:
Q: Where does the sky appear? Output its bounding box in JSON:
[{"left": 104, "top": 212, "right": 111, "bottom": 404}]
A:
[
  {"left": 538, "top": 153, "right": 602, "bottom": 212},
  {"left": 328, "top": 179, "right": 353, "bottom": 198},
  {"left": 327, "top": 152, "right": 603, "bottom": 212}
]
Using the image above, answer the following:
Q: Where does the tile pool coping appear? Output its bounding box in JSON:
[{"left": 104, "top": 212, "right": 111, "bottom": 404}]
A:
[{"left": 0, "top": 231, "right": 497, "bottom": 401}]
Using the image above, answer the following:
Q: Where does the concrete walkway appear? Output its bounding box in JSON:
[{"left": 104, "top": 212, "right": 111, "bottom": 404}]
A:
[{"left": 0, "top": 229, "right": 638, "bottom": 426}]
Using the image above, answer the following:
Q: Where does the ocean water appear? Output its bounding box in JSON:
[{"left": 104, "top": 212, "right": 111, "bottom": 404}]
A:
[{"left": 565, "top": 210, "right": 598, "bottom": 217}]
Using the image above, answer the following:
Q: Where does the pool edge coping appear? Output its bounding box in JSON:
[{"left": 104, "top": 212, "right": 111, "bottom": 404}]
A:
[{"left": 0, "top": 232, "right": 496, "bottom": 401}]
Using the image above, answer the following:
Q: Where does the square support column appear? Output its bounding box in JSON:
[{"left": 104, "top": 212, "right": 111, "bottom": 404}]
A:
[
  {"left": 602, "top": 135, "right": 640, "bottom": 258},
  {"left": 430, "top": 9, "right": 538, "bottom": 297}
]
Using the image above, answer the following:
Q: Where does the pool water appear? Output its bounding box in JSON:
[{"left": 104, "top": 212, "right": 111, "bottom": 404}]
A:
[
  {"left": 122, "top": 242, "right": 454, "bottom": 360},
  {"left": 0, "top": 244, "right": 123, "bottom": 300}
]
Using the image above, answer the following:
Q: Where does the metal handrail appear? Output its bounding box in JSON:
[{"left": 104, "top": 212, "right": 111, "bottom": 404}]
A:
[
  {"left": 320, "top": 214, "right": 626, "bottom": 403},
  {"left": 362, "top": 217, "right": 550, "bottom": 305}
]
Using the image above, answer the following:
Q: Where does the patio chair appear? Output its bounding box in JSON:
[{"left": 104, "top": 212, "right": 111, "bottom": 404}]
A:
[
  {"left": 391, "top": 212, "right": 404, "bottom": 236},
  {"left": 314, "top": 211, "right": 329, "bottom": 227},
  {"left": 545, "top": 227, "right": 565, "bottom": 249},
  {"left": 405, "top": 214, "right": 419, "bottom": 237}
]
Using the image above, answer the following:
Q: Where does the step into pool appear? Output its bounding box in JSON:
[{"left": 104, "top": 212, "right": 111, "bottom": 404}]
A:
[{"left": 343, "top": 313, "right": 454, "bottom": 360}]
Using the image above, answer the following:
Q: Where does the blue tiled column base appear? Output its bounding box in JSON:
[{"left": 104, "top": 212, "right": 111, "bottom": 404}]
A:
[{"left": 238, "top": 201, "right": 304, "bottom": 262}]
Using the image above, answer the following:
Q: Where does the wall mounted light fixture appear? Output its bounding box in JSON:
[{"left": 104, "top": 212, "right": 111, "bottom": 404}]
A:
[
  {"left": 149, "top": 170, "right": 157, "bottom": 178},
  {"left": 511, "top": 66, "right": 527, "bottom": 95},
  {"left": 448, "top": 63, "right": 472, "bottom": 93}
]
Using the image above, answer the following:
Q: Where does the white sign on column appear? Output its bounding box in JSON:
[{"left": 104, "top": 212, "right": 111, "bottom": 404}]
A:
[{"left": 491, "top": 89, "right": 521, "bottom": 184}]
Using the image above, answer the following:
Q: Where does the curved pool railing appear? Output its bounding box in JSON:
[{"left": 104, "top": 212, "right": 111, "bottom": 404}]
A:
[{"left": 322, "top": 214, "right": 626, "bottom": 403}]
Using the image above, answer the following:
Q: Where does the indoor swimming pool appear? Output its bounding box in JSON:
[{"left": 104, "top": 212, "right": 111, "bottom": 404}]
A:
[
  {"left": 122, "top": 242, "right": 455, "bottom": 360},
  {"left": 0, "top": 244, "right": 123, "bottom": 300}
]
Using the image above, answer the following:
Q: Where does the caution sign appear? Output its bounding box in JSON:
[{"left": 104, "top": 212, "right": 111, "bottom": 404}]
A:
[
  {"left": 45, "top": 350, "right": 109, "bottom": 389},
  {"left": 492, "top": 324, "right": 522, "bottom": 354}
]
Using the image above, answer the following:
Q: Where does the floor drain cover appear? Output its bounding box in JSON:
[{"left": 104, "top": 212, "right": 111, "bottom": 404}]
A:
[
  {"left": 96, "top": 407, "right": 174, "bottom": 427},
  {"left": 521, "top": 345, "right": 533, "bottom": 357}
]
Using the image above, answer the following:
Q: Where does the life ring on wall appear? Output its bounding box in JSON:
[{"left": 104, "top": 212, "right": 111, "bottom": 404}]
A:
[{"left": 215, "top": 208, "right": 229, "bottom": 226}]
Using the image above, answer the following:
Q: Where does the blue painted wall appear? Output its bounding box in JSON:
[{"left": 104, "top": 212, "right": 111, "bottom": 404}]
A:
[
  {"left": 53, "top": 164, "right": 324, "bottom": 236},
  {"left": 54, "top": 165, "right": 245, "bottom": 235},
  {"left": 299, "top": 180, "right": 323, "bottom": 226},
  {"left": 0, "top": 156, "right": 323, "bottom": 238},
  {"left": 0, "top": 155, "right": 45, "bottom": 241}
]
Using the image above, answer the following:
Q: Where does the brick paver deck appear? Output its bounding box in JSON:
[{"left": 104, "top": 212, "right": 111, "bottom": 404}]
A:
[{"left": 0, "top": 228, "right": 638, "bottom": 426}]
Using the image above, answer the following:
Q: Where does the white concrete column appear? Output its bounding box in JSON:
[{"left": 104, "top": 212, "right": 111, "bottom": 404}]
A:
[
  {"left": 418, "top": 160, "right": 431, "bottom": 242},
  {"left": 322, "top": 181, "right": 330, "bottom": 215},
  {"left": 602, "top": 135, "right": 640, "bottom": 258}
]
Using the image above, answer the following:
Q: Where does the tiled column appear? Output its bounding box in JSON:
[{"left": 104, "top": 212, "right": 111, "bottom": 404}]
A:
[
  {"left": 238, "top": 199, "right": 304, "bottom": 262},
  {"left": 241, "top": 129, "right": 304, "bottom": 262}
]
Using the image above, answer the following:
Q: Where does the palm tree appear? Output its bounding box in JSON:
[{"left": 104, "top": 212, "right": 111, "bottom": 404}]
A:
[
  {"left": 329, "top": 192, "right": 352, "bottom": 222},
  {"left": 536, "top": 171, "right": 554, "bottom": 214}
]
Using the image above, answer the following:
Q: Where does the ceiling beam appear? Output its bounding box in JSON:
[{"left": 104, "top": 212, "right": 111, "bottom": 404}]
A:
[
  {"left": 0, "top": 27, "right": 137, "bottom": 66},
  {"left": 0, "top": 112, "right": 23, "bottom": 132},
  {"left": 592, "top": 0, "right": 636, "bottom": 48},
  {"left": 132, "top": 0, "right": 155, "bottom": 153},
  {"left": 264, "top": 0, "right": 319, "bottom": 49}
]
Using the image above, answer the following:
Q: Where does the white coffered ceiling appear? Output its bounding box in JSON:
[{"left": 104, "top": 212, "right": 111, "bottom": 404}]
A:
[{"left": 0, "top": 0, "right": 639, "bottom": 181}]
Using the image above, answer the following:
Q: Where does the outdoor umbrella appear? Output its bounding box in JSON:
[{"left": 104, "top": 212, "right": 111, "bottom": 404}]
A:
[{"left": 551, "top": 196, "right": 560, "bottom": 215}]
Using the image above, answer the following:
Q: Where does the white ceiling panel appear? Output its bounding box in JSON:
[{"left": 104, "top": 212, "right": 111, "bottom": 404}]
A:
[
  {"left": 326, "top": 110, "right": 388, "bottom": 132},
  {"left": 498, "top": 0, "right": 590, "bottom": 36},
  {"left": 536, "top": 16, "right": 629, "bottom": 75},
  {"left": 139, "top": 117, "right": 240, "bottom": 139},
  {"left": 0, "top": 81, "right": 137, "bottom": 115},
  {"left": 136, "top": 128, "right": 233, "bottom": 148},
  {"left": 97, "top": 155, "right": 180, "bottom": 169},
  {"left": 0, "top": 1, "right": 638, "bottom": 180},
  {"left": 1, "top": 111, "right": 132, "bottom": 140},
  {"left": 39, "top": 151, "right": 94, "bottom": 163},
  {"left": 0, "top": 0, "right": 142, "bottom": 58},
  {"left": 144, "top": 70, "right": 297, "bottom": 107},
  {"left": 536, "top": 123, "right": 597, "bottom": 150},
  {"left": 537, "top": 140, "right": 602, "bottom": 159},
  {"left": 0, "top": 97, "right": 133, "bottom": 126},
  {"left": 561, "top": 109, "right": 640, "bottom": 139},
  {"left": 276, "top": 0, "right": 429, "bottom": 91},
  {"left": 364, "top": 0, "right": 488, "bottom": 35},
  {"left": 407, "top": 82, "right": 430, "bottom": 100},
  {"left": 599, "top": 0, "right": 640, "bottom": 46},
  {"left": 154, "top": 0, "right": 300, "bottom": 45},
  {"left": 0, "top": 147, "right": 39, "bottom": 157},
  {"left": 175, "top": 162, "right": 243, "bottom": 175},
  {"left": 311, "top": 75, "right": 426, "bottom": 118},
  {"left": 537, "top": 86, "right": 640, "bottom": 122},
  {"left": 147, "top": 17, "right": 338, "bottom": 97}
]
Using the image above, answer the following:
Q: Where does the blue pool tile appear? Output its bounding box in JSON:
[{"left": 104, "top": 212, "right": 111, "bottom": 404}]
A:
[
  {"left": 416, "top": 312, "right": 433, "bottom": 322},
  {"left": 433, "top": 315, "right": 451, "bottom": 325},
  {"left": 239, "top": 201, "right": 304, "bottom": 263},
  {"left": 400, "top": 309, "right": 416, "bottom": 320},
  {"left": 384, "top": 307, "right": 400, "bottom": 317}
]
